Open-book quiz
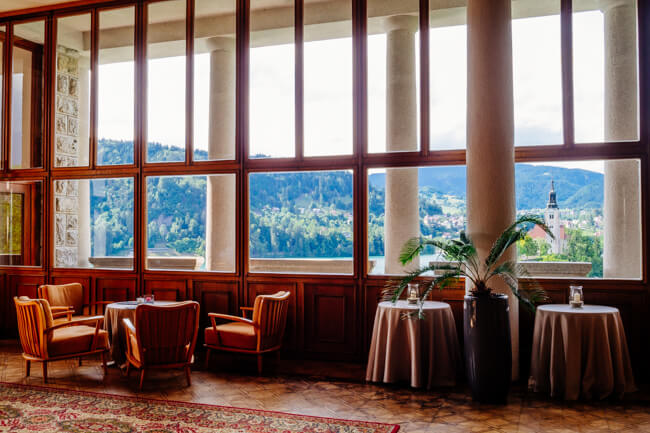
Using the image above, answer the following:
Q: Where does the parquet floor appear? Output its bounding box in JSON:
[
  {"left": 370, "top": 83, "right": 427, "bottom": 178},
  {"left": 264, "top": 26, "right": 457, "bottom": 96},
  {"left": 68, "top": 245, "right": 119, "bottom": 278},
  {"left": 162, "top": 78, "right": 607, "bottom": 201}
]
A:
[{"left": 1, "top": 340, "right": 649, "bottom": 433}]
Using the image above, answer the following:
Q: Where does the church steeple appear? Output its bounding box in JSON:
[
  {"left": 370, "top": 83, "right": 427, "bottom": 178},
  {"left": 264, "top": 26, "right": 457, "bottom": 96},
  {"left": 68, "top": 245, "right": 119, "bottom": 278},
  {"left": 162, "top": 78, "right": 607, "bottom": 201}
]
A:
[{"left": 547, "top": 180, "right": 558, "bottom": 209}]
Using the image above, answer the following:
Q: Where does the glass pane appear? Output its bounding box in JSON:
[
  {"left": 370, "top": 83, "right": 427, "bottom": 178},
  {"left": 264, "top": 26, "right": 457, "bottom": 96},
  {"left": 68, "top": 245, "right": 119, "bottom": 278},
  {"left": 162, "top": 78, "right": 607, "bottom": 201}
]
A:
[
  {"left": 368, "top": 166, "right": 466, "bottom": 275},
  {"left": 54, "top": 178, "right": 134, "bottom": 269},
  {"left": 11, "top": 21, "right": 45, "bottom": 169},
  {"left": 512, "top": 0, "right": 563, "bottom": 146},
  {"left": 146, "top": 174, "right": 236, "bottom": 272},
  {"left": 249, "top": 0, "right": 295, "bottom": 159},
  {"left": 193, "top": 0, "right": 236, "bottom": 161},
  {"left": 368, "top": 1, "right": 420, "bottom": 153},
  {"left": 0, "top": 180, "right": 43, "bottom": 267},
  {"left": 573, "top": 0, "right": 638, "bottom": 143},
  {"left": 97, "top": 7, "right": 135, "bottom": 166},
  {"left": 249, "top": 170, "right": 354, "bottom": 274},
  {"left": 303, "top": 0, "right": 352, "bottom": 157},
  {"left": 147, "top": 0, "right": 186, "bottom": 163},
  {"left": 55, "top": 14, "right": 91, "bottom": 167},
  {"left": 515, "top": 159, "right": 640, "bottom": 279},
  {"left": 429, "top": 4, "right": 466, "bottom": 150},
  {"left": 0, "top": 26, "right": 4, "bottom": 169}
]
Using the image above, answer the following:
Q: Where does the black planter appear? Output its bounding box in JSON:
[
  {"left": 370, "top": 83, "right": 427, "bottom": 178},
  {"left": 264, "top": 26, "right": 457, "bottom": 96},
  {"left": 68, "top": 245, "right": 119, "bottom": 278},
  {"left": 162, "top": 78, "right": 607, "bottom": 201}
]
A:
[{"left": 463, "top": 292, "right": 511, "bottom": 404}]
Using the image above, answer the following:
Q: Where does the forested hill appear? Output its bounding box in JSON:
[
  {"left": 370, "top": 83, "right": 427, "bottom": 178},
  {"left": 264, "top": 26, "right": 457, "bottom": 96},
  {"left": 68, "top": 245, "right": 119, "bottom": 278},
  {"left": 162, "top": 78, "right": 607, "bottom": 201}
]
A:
[{"left": 100, "top": 139, "right": 603, "bottom": 210}]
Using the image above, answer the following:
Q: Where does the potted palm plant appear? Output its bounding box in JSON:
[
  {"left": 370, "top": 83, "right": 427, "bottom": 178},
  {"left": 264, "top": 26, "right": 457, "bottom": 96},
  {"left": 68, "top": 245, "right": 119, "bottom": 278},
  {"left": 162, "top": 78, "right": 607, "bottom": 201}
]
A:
[{"left": 386, "top": 215, "right": 552, "bottom": 403}]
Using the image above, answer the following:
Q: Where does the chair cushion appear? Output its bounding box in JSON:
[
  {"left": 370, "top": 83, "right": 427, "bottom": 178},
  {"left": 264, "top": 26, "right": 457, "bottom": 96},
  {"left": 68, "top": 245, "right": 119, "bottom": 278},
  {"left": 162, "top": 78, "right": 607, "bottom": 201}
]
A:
[
  {"left": 43, "top": 284, "right": 84, "bottom": 315},
  {"left": 205, "top": 323, "right": 257, "bottom": 350},
  {"left": 49, "top": 326, "right": 108, "bottom": 357}
]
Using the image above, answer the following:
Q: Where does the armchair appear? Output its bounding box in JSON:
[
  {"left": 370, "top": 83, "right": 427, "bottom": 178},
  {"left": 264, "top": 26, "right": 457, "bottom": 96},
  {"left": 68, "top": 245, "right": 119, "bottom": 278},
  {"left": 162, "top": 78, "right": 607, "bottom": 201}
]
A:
[
  {"left": 123, "top": 301, "right": 200, "bottom": 390},
  {"left": 204, "top": 291, "right": 290, "bottom": 374},
  {"left": 13, "top": 297, "right": 109, "bottom": 383},
  {"left": 38, "top": 283, "right": 103, "bottom": 320}
]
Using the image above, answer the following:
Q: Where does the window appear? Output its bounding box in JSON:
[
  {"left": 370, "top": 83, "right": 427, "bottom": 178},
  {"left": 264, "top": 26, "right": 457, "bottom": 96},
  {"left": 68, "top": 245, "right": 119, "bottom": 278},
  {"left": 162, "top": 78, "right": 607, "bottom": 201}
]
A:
[
  {"left": 368, "top": 166, "right": 467, "bottom": 275},
  {"left": 249, "top": 170, "right": 353, "bottom": 274},
  {"left": 97, "top": 7, "right": 136, "bottom": 166},
  {"left": 193, "top": 0, "right": 236, "bottom": 161},
  {"left": 515, "top": 159, "right": 641, "bottom": 279},
  {"left": 0, "top": 180, "right": 43, "bottom": 267},
  {"left": 146, "top": 0, "right": 186, "bottom": 163},
  {"left": 303, "top": 1, "right": 353, "bottom": 157},
  {"left": 11, "top": 20, "right": 45, "bottom": 169},
  {"left": 54, "top": 178, "right": 134, "bottom": 269},
  {"left": 249, "top": 0, "right": 295, "bottom": 159},
  {"left": 0, "top": 25, "right": 4, "bottom": 169},
  {"left": 146, "top": 174, "right": 236, "bottom": 272},
  {"left": 368, "top": 0, "right": 420, "bottom": 153},
  {"left": 55, "top": 14, "right": 91, "bottom": 167}
]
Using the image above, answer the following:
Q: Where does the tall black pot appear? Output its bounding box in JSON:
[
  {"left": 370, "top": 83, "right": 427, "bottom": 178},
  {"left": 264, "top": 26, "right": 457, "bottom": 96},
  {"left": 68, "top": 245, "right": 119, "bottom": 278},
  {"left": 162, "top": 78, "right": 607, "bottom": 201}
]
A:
[{"left": 463, "top": 292, "right": 511, "bottom": 404}]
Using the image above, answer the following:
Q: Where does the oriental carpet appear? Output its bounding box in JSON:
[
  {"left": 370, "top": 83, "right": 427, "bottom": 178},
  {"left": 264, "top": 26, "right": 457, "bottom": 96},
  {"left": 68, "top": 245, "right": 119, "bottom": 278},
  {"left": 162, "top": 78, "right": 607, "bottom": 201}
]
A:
[{"left": 0, "top": 382, "right": 399, "bottom": 433}]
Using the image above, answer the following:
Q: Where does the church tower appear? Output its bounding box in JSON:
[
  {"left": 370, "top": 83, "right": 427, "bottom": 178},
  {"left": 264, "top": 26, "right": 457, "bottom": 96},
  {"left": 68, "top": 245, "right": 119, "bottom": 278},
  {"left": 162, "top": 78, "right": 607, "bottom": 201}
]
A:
[{"left": 544, "top": 180, "right": 564, "bottom": 254}]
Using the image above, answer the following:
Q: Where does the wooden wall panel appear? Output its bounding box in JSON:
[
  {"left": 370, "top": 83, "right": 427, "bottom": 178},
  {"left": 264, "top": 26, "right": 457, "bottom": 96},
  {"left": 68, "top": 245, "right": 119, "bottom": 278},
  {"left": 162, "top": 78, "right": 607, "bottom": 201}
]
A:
[
  {"left": 3, "top": 274, "right": 46, "bottom": 336},
  {"left": 143, "top": 279, "right": 188, "bottom": 301},
  {"left": 303, "top": 283, "right": 356, "bottom": 358},
  {"left": 193, "top": 281, "right": 238, "bottom": 345},
  {"left": 247, "top": 282, "right": 299, "bottom": 354},
  {"left": 95, "top": 278, "right": 137, "bottom": 313}
]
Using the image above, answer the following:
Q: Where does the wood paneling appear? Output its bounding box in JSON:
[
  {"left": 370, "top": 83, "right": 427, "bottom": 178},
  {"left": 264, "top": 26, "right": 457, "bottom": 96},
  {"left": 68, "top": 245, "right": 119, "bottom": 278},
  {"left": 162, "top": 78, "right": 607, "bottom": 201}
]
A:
[
  {"left": 143, "top": 279, "right": 188, "bottom": 301},
  {"left": 247, "top": 282, "right": 298, "bottom": 354},
  {"left": 95, "top": 277, "right": 136, "bottom": 313},
  {"left": 2, "top": 274, "right": 45, "bottom": 335},
  {"left": 303, "top": 283, "right": 356, "bottom": 358},
  {"left": 193, "top": 280, "right": 238, "bottom": 345}
]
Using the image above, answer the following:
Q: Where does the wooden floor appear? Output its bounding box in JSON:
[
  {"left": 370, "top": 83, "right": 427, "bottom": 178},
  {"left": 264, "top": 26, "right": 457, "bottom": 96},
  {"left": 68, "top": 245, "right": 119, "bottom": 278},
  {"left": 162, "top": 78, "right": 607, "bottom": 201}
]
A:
[{"left": 1, "top": 340, "right": 649, "bottom": 433}]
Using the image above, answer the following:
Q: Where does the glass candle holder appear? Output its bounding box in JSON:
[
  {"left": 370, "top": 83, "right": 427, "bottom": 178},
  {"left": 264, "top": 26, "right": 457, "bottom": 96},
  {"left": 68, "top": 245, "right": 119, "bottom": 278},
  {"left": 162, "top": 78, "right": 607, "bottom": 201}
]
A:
[
  {"left": 144, "top": 294, "right": 155, "bottom": 304},
  {"left": 569, "top": 285, "right": 583, "bottom": 308},
  {"left": 407, "top": 283, "right": 420, "bottom": 305}
]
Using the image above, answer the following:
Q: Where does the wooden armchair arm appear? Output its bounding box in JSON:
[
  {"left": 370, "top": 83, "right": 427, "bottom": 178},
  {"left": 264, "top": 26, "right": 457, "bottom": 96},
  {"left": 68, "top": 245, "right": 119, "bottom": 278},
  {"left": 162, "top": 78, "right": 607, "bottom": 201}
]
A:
[
  {"left": 52, "top": 309, "right": 73, "bottom": 321},
  {"left": 51, "top": 305, "right": 74, "bottom": 312},
  {"left": 45, "top": 315, "right": 105, "bottom": 333},
  {"left": 240, "top": 306, "right": 253, "bottom": 318},
  {"left": 208, "top": 313, "right": 256, "bottom": 330}
]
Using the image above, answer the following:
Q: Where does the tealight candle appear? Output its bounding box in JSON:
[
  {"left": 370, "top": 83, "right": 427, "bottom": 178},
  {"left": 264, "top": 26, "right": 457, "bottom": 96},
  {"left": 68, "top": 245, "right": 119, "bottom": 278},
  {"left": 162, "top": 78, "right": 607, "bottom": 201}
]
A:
[{"left": 573, "top": 293, "right": 581, "bottom": 303}]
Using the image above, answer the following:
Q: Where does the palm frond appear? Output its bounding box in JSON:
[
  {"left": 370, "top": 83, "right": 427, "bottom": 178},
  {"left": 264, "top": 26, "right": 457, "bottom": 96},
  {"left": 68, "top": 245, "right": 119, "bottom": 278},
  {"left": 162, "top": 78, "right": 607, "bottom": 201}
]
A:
[
  {"left": 485, "top": 214, "right": 551, "bottom": 270},
  {"left": 383, "top": 262, "right": 463, "bottom": 302}
]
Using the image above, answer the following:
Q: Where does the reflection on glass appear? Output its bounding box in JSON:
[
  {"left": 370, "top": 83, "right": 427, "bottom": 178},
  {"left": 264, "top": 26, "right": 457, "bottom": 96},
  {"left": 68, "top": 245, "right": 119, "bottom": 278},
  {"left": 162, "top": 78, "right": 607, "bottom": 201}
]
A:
[
  {"left": 193, "top": 0, "right": 236, "bottom": 161},
  {"left": 249, "top": 0, "right": 295, "bottom": 159},
  {"left": 368, "top": 166, "right": 466, "bottom": 275},
  {"left": 11, "top": 20, "right": 45, "bottom": 169},
  {"left": 368, "top": 1, "right": 420, "bottom": 153},
  {"left": 55, "top": 14, "right": 91, "bottom": 167},
  {"left": 0, "top": 180, "right": 43, "bottom": 266},
  {"left": 573, "top": 0, "right": 638, "bottom": 143},
  {"left": 146, "top": 174, "right": 236, "bottom": 272},
  {"left": 147, "top": 0, "right": 186, "bottom": 163},
  {"left": 54, "top": 178, "right": 134, "bottom": 269},
  {"left": 97, "top": 7, "right": 135, "bottom": 166},
  {"left": 304, "top": 1, "right": 352, "bottom": 157},
  {"left": 249, "top": 170, "right": 353, "bottom": 274},
  {"left": 512, "top": 0, "right": 562, "bottom": 146}
]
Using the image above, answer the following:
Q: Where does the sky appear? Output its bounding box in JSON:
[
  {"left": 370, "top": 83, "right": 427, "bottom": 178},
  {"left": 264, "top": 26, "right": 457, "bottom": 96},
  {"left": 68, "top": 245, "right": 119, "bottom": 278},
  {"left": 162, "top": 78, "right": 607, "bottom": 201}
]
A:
[{"left": 94, "top": 9, "right": 630, "bottom": 175}]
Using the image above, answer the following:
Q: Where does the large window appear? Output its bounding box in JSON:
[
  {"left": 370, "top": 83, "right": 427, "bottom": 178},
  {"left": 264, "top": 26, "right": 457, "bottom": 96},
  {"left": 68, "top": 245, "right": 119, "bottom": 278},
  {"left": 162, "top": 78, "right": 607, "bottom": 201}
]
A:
[
  {"left": 146, "top": 174, "right": 236, "bottom": 272},
  {"left": 249, "top": 170, "right": 354, "bottom": 274},
  {"left": 0, "top": 181, "right": 42, "bottom": 266},
  {"left": 54, "top": 178, "right": 134, "bottom": 269}
]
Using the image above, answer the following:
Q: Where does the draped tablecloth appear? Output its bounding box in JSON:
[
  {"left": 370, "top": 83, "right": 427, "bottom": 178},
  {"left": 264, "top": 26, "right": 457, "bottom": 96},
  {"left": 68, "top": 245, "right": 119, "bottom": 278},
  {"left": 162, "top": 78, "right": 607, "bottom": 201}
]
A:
[
  {"left": 366, "top": 300, "right": 460, "bottom": 389},
  {"left": 104, "top": 301, "right": 176, "bottom": 366},
  {"left": 529, "top": 304, "right": 636, "bottom": 400}
]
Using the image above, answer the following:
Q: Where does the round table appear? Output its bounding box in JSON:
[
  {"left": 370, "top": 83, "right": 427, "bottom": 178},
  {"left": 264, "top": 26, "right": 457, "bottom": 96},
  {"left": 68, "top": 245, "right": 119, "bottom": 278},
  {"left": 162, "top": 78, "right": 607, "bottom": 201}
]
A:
[
  {"left": 104, "top": 301, "right": 176, "bottom": 366},
  {"left": 366, "top": 300, "right": 460, "bottom": 389},
  {"left": 529, "top": 304, "right": 636, "bottom": 400}
]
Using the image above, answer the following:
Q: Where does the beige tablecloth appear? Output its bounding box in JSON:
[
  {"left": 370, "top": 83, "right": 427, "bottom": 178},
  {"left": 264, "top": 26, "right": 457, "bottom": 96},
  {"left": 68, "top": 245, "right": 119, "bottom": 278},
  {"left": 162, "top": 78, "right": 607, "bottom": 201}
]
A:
[
  {"left": 366, "top": 300, "right": 460, "bottom": 388},
  {"left": 530, "top": 304, "right": 636, "bottom": 400}
]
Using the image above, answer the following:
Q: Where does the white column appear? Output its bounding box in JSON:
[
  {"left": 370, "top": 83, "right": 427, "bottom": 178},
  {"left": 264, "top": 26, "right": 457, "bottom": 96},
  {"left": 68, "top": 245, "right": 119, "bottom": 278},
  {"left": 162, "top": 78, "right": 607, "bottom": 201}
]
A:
[
  {"left": 205, "top": 37, "right": 236, "bottom": 272},
  {"left": 602, "top": 0, "right": 641, "bottom": 279},
  {"left": 78, "top": 57, "right": 91, "bottom": 267},
  {"left": 383, "top": 15, "right": 420, "bottom": 275},
  {"left": 466, "top": 0, "right": 518, "bottom": 378}
]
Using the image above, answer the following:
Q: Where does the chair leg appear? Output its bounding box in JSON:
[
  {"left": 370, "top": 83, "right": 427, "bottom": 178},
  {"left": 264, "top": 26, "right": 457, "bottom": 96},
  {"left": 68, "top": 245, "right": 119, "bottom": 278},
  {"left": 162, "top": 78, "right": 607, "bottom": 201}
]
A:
[
  {"left": 139, "top": 369, "right": 146, "bottom": 391},
  {"left": 25, "top": 360, "right": 30, "bottom": 377},
  {"left": 42, "top": 362, "right": 48, "bottom": 383},
  {"left": 257, "top": 355, "right": 263, "bottom": 375},
  {"left": 101, "top": 352, "right": 108, "bottom": 376},
  {"left": 125, "top": 361, "right": 130, "bottom": 377},
  {"left": 204, "top": 348, "right": 211, "bottom": 369},
  {"left": 79, "top": 358, "right": 82, "bottom": 366},
  {"left": 185, "top": 366, "right": 192, "bottom": 387}
]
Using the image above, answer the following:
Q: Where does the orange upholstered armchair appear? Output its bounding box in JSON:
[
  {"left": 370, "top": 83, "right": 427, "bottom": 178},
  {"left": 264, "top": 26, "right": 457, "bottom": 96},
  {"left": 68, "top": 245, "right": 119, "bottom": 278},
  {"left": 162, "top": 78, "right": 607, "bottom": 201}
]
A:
[
  {"left": 14, "top": 297, "right": 109, "bottom": 383},
  {"left": 123, "top": 301, "right": 200, "bottom": 390},
  {"left": 38, "top": 283, "right": 100, "bottom": 321},
  {"left": 205, "top": 291, "right": 290, "bottom": 374}
]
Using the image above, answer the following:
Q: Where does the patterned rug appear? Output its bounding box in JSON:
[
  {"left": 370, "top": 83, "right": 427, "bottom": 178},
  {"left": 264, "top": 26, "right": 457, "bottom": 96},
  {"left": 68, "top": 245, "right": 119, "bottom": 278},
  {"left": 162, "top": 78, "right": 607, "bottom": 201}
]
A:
[{"left": 0, "top": 382, "right": 399, "bottom": 432}]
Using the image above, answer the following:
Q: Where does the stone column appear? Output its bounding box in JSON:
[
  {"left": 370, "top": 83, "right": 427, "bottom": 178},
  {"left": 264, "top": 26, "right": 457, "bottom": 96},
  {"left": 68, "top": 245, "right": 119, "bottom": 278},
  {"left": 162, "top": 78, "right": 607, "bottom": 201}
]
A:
[
  {"left": 383, "top": 15, "right": 420, "bottom": 275},
  {"left": 466, "top": 0, "right": 518, "bottom": 377},
  {"left": 205, "top": 37, "right": 236, "bottom": 272},
  {"left": 602, "top": 0, "right": 641, "bottom": 279}
]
